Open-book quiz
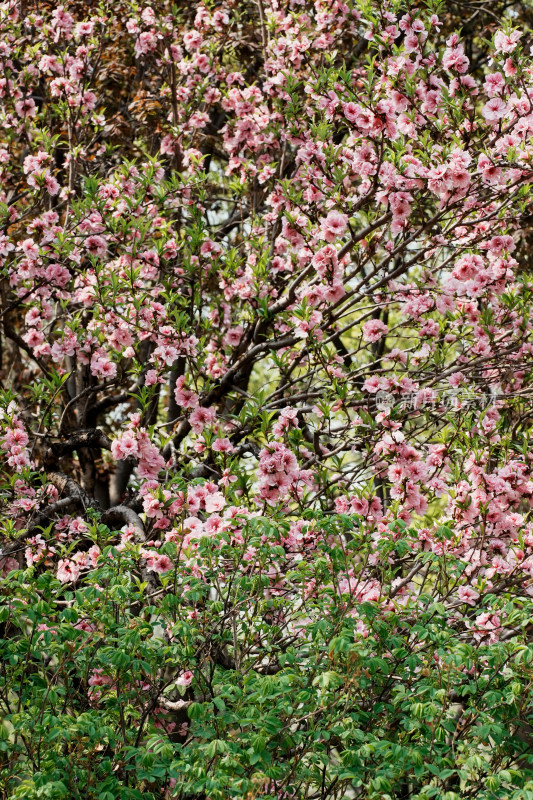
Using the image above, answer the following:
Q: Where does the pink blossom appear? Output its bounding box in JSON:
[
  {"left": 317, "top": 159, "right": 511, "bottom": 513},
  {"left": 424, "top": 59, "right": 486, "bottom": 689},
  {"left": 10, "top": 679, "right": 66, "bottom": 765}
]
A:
[
  {"left": 135, "top": 31, "right": 158, "bottom": 55},
  {"left": 176, "top": 670, "right": 194, "bottom": 687},
  {"left": 448, "top": 372, "right": 464, "bottom": 388},
  {"left": 220, "top": 468, "right": 237, "bottom": 487},
  {"left": 485, "top": 235, "right": 515, "bottom": 255},
  {"left": 362, "top": 376, "right": 382, "bottom": 393},
  {"left": 389, "top": 192, "right": 412, "bottom": 219},
  {"left": 137, "top": 436, "right": 165, "bottom": 479},
  {"left": 484, "top": 72, "right": 505, "bottom": 96},
  {"left": 482, "top": 98, "right": 508, "bottom": 124},
  {"left": 91, "top": 355, "right": 117, "bottom": 379},
  {"left": 458, "top": 586, "right": 479, "bottom": 606},
  {"left": 151, "top": 554, "right": 173, "bottom": 574},
  {"left": 85, "top": 235, "right": 107, "bottom": 258},
  {"left": 494, "top": 29, "right": 521, "bottom": 54},
  {"left": 174, "top": 376, "right": 199, "bottom": 410},
  {"left": 205, "top": 513, "right": 225, "bottom": 535},
  {"left": 362, "top": 319, "right": 389, "bottom": 342},
  {"left": 75, "top": 21, "right": 94, "bottom": 37},
  {"left": 21, "top": 239, "right": 39, "bottom": 260},
  {"left": 258, "top": 442, "right": 299, "bottom": 503},
  {"left": 477, "top": 153, "right": 503, "bottom": 185},
  {"left": 189, "top": 406, "right": 216, "bottom": 433},
  {"left": 470, "top": 612, "right": 501, "bottom": 643},
  {"left": 88, "top": 669, "right": 113, "bottom": 687},
  {"left": 212, "top": 437, "right": 234, "bottom": 453},
  {"left": 442, "top": 44, "right": 469, "bottom": 73},
  {"left": 204, "top": 491, "right": 226, "bottom": 513},
  {"left": 452, "top": 254, "right": 484, "bottom": 281},
  {"left": 224, "top": 327, "right": 243, "bottom": 346},
  {"left": 145, "top": 369, "right": 159, "bottom": 386},
  {"left": 57, "top": 559, "right": 80, "bottom": 583},
  {"left": 74, "top": 619, "right": 95, "bottom": 633},
  {"left": 15, "top": 98, "right": 37, "bottom": 118},
  {"left": 319, "top": 211, "right": 349, "bottom": 242},
  {"left": 111, "top": 431, "right": 138, "bottom": 460},
  {"left": 343, "top": 102, "right": 359, "bottom": 122},
  {"left": 183, "top": 516, "right": 205, "bottom": 538}
]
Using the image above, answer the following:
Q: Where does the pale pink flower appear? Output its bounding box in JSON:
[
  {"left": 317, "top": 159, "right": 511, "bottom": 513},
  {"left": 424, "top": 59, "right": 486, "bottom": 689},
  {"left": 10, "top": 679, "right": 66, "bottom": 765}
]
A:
[
  {"left": 88, "top": 545, "right": 100, "bottom": 567},
  {"left": 111, "top": 431, "right": 138, "bottom": 460},
  {"left": 484, "top": 72, "right": 505, "bottom": 96},
  {"left": 494, "top": 29, "right": 521, "bottom": 54},
  {"left": 212, "top": 438, "right": 234, "bottom": 453},
  {"left": 458, "top": 586, "right": 479, "bottom": 605},
  {"left": 204, "top": 513, "right": 224, "bottom": 535},
  {"left": 389, "top": 191, "right": 412, "bottom": 219},
  {"left": 362, "top": 376, "right": 382, "bottom": 393},
  {"left": 482, "top": 97, "right": 508, "bottom": 124},
  {"left": 75, "top": 21, "right": 94, "bottom": 37},
  {"left": 183, "top": 516, "right": 205, "bottom": 538},
  {"left": 15, "top": 98, "right": 37, "bottom": 118},
  {"left": 183, "top": 30, "right": 202, "bottom": 51},
  {"left": 320, "top": 211, "right": 348, "bottom": 242},
  {"left": 362, "top": 319, "right": 389, "bottom": 342},
  {"left": 85, "top": 235, "right": 107, "bottom": 258},
  {"left": 204, "top": 491, "right": 226, "bottom": 513},
  {"left": 189, "top": 406, "right": 216, "bottom": 433},
  {"left": 224, "top": 327, "right": 243, "bottom": 347},
  {"left": 448, "top": 372, "right": 464, "bottom": 388},
  {"left": 442, "top": 44, "right": 469, "bottom": 73},
  {"left": 21, "top": 239, "right": 39, "bottom": 260},
  {"left": 57, "top": 559, "right": 80, "bottom": 583},
  {"left": 477, "top": 153, "right": 503, "bottom": 185},
  {"left": 174, "top": 376, "right": 199, "bottom": 410}
]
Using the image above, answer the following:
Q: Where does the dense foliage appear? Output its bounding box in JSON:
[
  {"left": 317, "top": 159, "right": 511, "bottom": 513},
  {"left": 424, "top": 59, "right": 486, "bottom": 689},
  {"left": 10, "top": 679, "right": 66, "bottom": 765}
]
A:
[{"left": 2, "top": 0, "right": 533, "bottom": 797}]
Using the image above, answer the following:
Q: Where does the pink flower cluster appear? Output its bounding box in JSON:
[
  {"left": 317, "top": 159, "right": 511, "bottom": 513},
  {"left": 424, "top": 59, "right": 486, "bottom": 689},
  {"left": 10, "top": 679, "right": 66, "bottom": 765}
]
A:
[
  {"left": 111, "top": 415, "right": 165, "bottom": 479},
  {"left": 0, "top": 409, "right": 31, "bottom": 470},
  {"left": 319, "top": 210, "right": 348, "bottom": 242},
  {"left": 23, "top": 150, "right": 60, "bottom": 196},
  {"left": 142, "top": 550, "right": 173, "bottom": 575},
  {"left": 257, "top": 442, "right": 299, "bottom": 504},
  {"left": 362, "top": 319, "right": 389, "bottom": 343}
]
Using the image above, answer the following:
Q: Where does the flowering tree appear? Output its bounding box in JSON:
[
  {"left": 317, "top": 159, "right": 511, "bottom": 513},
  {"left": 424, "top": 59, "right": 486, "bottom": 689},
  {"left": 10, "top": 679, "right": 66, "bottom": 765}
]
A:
[{"left": 2, "top": 0, "right": 533, "bottom": 797}]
